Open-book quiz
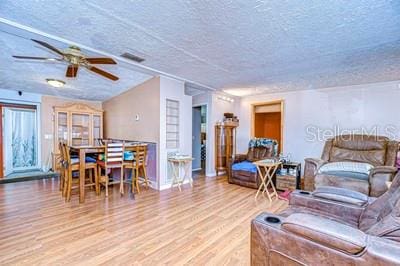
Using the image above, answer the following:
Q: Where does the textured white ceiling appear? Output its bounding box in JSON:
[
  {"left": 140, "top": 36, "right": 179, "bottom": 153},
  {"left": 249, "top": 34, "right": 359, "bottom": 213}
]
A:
[{"left": 1, "top": 0, "right": 400, "bottom": 99}]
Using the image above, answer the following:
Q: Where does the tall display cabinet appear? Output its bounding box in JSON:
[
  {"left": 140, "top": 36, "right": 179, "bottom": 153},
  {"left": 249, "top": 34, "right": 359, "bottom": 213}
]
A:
[
  {"left": 53, "top": 103, "right": 103, "bottom": 170},
  {"left": 215, "top": 124, "right": 237, "bottom": 176}
]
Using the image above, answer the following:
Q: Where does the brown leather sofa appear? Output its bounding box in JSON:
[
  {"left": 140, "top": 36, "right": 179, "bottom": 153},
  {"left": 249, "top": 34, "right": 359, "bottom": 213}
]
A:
[
  {"left": 251, "top": 171, "right": 400, "bottom": 265},
  {"left": 304, "top": 134, "right": 398, "bottom": 197},
  {"left": 228, "top": 139, "right": 277, "bottom": 189}
]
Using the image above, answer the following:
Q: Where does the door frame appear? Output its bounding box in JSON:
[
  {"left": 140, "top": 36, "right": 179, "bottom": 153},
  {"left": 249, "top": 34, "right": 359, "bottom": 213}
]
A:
[
  {"left": 0, "top": 101, "right": 41, "bottom": 177},
  {"left": 192, "top": 103, "right": 209, "bottom": 175},
  {"left": 250, "top": 99, "right": 284, "bottom": 153}
]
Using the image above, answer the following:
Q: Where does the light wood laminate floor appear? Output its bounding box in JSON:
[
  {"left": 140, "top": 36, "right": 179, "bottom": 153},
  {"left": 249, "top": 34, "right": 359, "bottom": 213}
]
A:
[{"left": 0, "top": 175, "right": 287, "bottom": 265}]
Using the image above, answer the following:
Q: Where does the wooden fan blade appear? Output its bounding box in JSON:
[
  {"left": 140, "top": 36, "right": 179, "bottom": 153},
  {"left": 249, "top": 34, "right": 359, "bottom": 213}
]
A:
[
  {"left": 66, "top": 64, "right": 79, "bottom": 78},
  {"left": 85, "top": 57, "right": 117, "bottom": 64},
  {"left": 87, "top": 66, "right": 119, "bottom": 81},
  {"left": 31, "top": 39, "right": 64, "bottom": 56},
  {"left": 13, "top": 55, "right": 60, "bottom": 61}
]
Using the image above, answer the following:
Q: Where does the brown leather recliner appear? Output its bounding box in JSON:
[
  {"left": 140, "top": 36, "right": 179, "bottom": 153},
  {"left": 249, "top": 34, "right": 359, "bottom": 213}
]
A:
[
  {"left": 251, "top": 171, "right": 400, "bottom": 265},
  {"left": 304, "top": 134, "right": 399, "bottom": 197},
  {"left": 228, "top": 139, "right": 277, "bottom": 189}
]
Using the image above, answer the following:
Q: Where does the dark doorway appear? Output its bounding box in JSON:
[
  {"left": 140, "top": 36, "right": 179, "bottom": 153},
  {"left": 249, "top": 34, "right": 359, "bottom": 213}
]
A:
[{"left": 192, "top": 105, "right": 207, "bottom": 177}]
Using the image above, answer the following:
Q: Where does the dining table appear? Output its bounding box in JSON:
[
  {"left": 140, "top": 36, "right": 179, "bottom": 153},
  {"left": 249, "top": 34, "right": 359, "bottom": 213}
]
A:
[{"left": 70, "top": 142, "right": 147, "bottom": 203}]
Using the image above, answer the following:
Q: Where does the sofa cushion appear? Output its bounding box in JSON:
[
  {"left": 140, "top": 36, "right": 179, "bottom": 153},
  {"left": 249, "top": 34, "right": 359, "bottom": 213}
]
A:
[
  {"left": 282, "top": 213, "right": 367, "bottom": 255},
  {"left": 319, "top": 171, "right": 369, "bottom": 181},
  {"left": 247, "top": 147, "right": 273, "bottom": 162},
  {"left": 312, "top": 186, "right": 369, "bottom": 206},
  {"left": 315, "top": 174, "right": 370, "bottom": 195},
  {"left": 232, "top": 161, "right": 257, "bottom": 173},
  {"left": 318, "top": 162, "right": 373, "bottom": 180},
  {"left": 329, "top": 147, "right": 385, "bottom": 166},
  {"left": 332, "top": 135, "right": 388, "bottom": 150},
  {"left": 319, "top": 162, "right": 373, "bottom": 175}
]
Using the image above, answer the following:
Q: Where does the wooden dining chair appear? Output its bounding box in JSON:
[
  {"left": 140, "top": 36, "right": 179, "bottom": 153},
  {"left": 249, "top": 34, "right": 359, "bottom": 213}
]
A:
[
  {"left": 58, "top": 141, "right": 66, "bottom": 192},
  {"left": 62, "top": 143, "right": 99, "bottom": 201},
  {"left": 124, "top": 144, "right": 149, "bottom": 193},
  {"left": 97, "top": 141, "right": 125, "bottom": 197},
  {"left": 94, "top": 138, "right": 105, "bottom": 146}
]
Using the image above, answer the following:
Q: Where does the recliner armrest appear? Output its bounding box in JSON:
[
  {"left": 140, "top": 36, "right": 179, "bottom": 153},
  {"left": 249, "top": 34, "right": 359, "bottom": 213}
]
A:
[
  {"left": 369, "top": 166, "right": 398, "bottom": 197},
  {"left": 370, "top": 166, "right": 397, "bottom": 176},
  {"left": 282, "top": 213, "right": 367, "bottom": 255},
  {"left": 305, "top": 158, "right": 326, "bottom": 170},
  {"left": 251, "top": 212, "right": 400, "bottom": 265},
  {"left": 289, "top": 190, "right": 366, "bottom": 226},
  {"left": 312, "top": 186, "right": 369, "bottom": 206},
  {"left": 304, "top": 158, "right": 327, "bottom": 191}
]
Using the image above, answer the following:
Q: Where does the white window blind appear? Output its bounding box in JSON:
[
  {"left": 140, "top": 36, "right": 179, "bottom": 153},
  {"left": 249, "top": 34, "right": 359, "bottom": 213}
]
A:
[{"left": 166, "top": 99, "right": 179, "bottom": 149}]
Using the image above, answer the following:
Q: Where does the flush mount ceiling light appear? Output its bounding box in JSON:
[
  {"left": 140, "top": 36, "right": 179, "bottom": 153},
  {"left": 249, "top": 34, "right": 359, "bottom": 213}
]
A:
[
  {"left": 217, "top": 95, "right": 234, "bottom": 103},
  {"left": 223, "top": 87, "right": 270, "bottom": 97},
  {"left": 46, "top": 78, "right": 65, "bottom": 88}
]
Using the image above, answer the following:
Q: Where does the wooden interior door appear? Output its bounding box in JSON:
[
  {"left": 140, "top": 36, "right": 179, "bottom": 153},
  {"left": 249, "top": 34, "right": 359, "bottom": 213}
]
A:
[{"left": 254, "top": 112, "right": 282, "bottom": 153}]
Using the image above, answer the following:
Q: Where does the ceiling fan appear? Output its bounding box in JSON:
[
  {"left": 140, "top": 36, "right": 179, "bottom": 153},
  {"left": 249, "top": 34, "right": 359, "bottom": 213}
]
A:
[{"left": 13, "top": 39, "right": 119, "bottom": 81}]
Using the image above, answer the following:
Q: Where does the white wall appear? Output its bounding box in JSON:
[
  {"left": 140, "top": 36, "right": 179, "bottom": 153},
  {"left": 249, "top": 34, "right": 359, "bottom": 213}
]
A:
[
  {"left": 159, "top": 76, "right": 192, "bottom": 189},
  {"left": 102, "top": 77, "right": 160, "bottom": 143},
  {"left": 237, "top": 80, "right": 400, "bottom": 165},
  {"left": 0, "top": 88, "right": 42, "bottom": 103}
]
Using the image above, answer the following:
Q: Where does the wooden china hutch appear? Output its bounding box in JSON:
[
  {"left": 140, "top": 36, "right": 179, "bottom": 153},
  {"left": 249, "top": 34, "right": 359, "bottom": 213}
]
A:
[
  {"left": 215, "top": 124, "right": 237, "bottom": 176},
  {"left": 52, "top": 103, "right": 103, "bottom": 171}
]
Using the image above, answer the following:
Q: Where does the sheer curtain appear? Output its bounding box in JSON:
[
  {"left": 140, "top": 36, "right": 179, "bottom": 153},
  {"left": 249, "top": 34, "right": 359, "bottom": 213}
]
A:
[{"left": 11, "top": 109, "right": 37, "bottom": 168}]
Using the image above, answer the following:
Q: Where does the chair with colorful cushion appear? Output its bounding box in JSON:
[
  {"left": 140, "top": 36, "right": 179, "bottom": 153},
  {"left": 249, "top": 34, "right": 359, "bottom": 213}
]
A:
[
  {"left": 97, "top": 141, "right": 125, "bottom": 197},
  {"left": 123, "top": 144, "right": 148, "bottom": 193},
  {"left": 62, "top": 143, "right": 99, "bottom": 201},
  {"left": 228, "top": 138, "right": 278, "bottom": 189}
]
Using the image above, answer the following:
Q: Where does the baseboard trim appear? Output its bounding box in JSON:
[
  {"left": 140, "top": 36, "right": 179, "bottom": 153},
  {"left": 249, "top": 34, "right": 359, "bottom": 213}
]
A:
[
  {"left": 159, "top": 179, "right": 192, "bottom": 191},
  {"left": 206, "top": 171, "right": 217, "bottom": 177}
]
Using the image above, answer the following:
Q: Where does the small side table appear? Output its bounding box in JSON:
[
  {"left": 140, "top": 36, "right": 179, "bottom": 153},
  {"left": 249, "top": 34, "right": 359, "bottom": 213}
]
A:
[
  {"left": 168, "top": 156, "right": 194, "bottom": 191},
  {"left": 276, "top": 162, "right": 302, "bottom": 191},
  {"left": 253, "top": 160, "right": 282, "bottom": 202}
]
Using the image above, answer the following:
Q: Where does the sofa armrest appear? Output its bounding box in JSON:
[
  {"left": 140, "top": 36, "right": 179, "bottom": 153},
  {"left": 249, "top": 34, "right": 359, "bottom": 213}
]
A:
[
  {"left": 282, "top": 213, "right": 367, "bottom": 255},
  {"left": 304, "top": 158, "right": 326, "bottom": 191},
  {"left": 370, "top": 166, "right": 397, "bottom": 176},
  {"left": 312, "top": 186, "right": 369, "bottom": 206},
  {"left": 305, "top": 158, "right": 326, "bottom": 168},
  {"left": 369, "top": 166, "right": 398, "bottom": 197},
  {"left": 227, "top": 154, "right": 248, "bottom": 182},
  {"left": 289, "top": 190, "right": 366, "bottom": 226}
]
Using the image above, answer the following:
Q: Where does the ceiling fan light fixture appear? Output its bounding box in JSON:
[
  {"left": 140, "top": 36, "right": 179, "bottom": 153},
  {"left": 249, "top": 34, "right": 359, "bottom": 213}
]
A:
[{"left": 46, "top": 79, "right": 65, "bottom": 88}]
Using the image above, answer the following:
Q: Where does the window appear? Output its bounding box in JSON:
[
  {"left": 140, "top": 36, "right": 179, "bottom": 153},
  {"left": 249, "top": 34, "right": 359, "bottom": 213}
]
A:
[{"left": 166, "top": 99, "right": 179, "bottom": 149}]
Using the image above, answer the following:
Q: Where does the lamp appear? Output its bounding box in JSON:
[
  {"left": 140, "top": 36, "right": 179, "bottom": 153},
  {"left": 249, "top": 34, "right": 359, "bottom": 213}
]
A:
[{"left": 46, "top": 79, "right": 65, "bottom": 88}]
